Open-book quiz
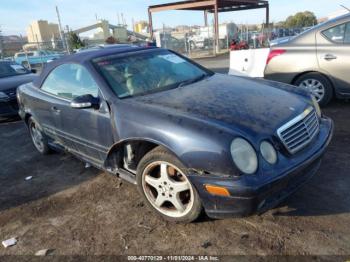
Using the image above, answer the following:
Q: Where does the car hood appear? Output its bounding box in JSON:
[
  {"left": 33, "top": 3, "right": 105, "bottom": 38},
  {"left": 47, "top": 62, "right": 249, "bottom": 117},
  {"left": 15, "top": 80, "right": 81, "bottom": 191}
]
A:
[
  {"left": 132, "top": 74, "right": 311, "bottom": 135},
  {"left": 0, "top": 73, "right": 37, "bottom": 92}
]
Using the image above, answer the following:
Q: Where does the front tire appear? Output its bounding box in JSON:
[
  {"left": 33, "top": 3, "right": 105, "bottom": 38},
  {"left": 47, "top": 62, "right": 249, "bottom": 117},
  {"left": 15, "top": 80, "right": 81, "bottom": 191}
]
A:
[
  {"left": 136, "top": 147, "right": 202, "bottom": 223},
  {"left": 294, "top": 73, "right": 333, "bottom": 107},
  {"left": 28, "top": 118, "right": 50, "bottom": 155}
]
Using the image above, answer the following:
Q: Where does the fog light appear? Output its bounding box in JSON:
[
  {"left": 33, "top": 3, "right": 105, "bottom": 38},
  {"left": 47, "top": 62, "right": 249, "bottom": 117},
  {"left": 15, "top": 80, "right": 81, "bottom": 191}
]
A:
[{"left": 205, "top": 185, "right": 230, "bottom": 197}]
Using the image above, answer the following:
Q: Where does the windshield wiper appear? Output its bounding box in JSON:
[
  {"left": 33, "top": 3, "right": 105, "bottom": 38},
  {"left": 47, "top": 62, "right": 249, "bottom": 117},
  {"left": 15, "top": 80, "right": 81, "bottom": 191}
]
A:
[{"left": 177, "top": 74, "right": 209, "bottom": 88}]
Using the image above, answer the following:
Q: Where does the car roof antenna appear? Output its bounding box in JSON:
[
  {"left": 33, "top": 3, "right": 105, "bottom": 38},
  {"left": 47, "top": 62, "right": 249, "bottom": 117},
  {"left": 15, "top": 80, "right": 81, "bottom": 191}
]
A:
[{"left": 340, "top": 5, "right": 350, "bottom": 12}]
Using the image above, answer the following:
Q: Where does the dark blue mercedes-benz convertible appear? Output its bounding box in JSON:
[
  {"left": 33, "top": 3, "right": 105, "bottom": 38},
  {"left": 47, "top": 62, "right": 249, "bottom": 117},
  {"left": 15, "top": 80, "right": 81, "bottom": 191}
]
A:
[{"left": 17, "top": 45, "right": 333, "bottom": 222}]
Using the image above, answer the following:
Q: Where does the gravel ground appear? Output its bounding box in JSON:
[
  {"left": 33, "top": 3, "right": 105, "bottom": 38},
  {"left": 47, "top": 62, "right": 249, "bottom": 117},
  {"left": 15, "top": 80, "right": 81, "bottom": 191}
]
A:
[
  {"left": 0, "top": 59, "right": 349, "bottom": 256},
  {"left": 1, "top": 102, "right": 350, "bottom": 256}
]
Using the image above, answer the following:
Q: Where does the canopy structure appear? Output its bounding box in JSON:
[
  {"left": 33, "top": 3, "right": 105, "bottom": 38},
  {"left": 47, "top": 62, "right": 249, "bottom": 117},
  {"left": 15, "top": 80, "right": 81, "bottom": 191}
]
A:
[{"left": 148, "top": 0, "right": 269, "bottom": 53}]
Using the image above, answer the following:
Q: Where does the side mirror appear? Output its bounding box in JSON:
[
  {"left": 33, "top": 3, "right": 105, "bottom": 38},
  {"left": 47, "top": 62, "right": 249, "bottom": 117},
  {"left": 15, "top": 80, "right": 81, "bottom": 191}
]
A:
[{"left": 70, "top": 94, "right": 100, "bottom": 109}]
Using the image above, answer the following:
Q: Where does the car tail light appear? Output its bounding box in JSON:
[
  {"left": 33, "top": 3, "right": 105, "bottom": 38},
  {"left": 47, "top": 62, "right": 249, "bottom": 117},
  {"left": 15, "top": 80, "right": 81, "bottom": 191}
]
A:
[{"left": 266, "top": 49, "right": 286, "bottom": 65}]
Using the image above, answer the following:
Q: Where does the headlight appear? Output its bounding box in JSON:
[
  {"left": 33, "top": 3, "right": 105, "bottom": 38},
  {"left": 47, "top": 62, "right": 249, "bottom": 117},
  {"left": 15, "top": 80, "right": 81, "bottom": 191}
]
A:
[
  {"left": 231, "top": 138, "right": 258, "bottom": 174},
  {"left": 260, "top": 141, "right": 277, "bottom": 165},
  {"left": 311, "top": 96, "right": 322, "bottom": 117},
  {"left": 0, "top": 91, "right": 9, "bottom": 100}
]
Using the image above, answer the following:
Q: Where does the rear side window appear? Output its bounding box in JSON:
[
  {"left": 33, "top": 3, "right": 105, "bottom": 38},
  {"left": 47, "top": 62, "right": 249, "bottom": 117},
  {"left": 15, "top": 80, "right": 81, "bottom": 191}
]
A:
[
  {"left": 41, "top": 63, "right": 99, "bottom": 100},
  {"left": 322, "top": 22, "right": 348, "bottom": 43}
]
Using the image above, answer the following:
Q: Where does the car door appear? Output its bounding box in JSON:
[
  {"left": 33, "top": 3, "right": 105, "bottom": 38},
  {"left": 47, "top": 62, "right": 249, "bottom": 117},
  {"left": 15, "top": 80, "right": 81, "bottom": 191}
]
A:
[
  {"left": 43, "top": 63, "right": 114, "bottom": 166},
  {"left": 33, "top": 68, "right": 69, "bottom": 142},
  {"left": 317, "top": 21, "right": 350, "bottom": 94}
]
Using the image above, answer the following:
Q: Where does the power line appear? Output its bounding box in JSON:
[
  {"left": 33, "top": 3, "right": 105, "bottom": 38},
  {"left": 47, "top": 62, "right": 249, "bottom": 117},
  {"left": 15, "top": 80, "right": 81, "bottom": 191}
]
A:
[
  {"left": 56, "top": 6, "right": 69, "bottom": 54},
  {"left": 340, "top": 5, "right": 350, "bottom": 12}
]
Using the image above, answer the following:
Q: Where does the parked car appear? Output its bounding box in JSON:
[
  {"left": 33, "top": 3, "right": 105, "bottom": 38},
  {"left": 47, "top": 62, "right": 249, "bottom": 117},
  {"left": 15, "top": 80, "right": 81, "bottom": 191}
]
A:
[
  {"left": 269, "top": 36, "right": 293, "bottom": 47},
  {"left": 17, "top": 45, "right": 333, "bottom": 222},
  {"left": 0, "top": 61, "right": 37, "bottom": 119},
  {"left": 14, "top": 50, "right": 63, "bottom": 69},
  {"left": 265, "top": 13, "right": 350, "bottom": 106}
]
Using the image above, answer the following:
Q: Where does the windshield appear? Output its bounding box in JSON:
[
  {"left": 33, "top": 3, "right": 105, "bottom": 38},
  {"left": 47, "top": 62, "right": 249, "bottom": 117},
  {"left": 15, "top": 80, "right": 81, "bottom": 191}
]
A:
[
  {"left": 0, "top": 62, "right": 29, "bottom": 78},
  {"left": 94, "top": 49, "right": 211, "bottom": 98}
]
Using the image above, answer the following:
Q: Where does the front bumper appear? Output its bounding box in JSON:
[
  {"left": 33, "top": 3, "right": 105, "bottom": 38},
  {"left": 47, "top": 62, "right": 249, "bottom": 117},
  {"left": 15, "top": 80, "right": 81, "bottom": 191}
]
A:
[
  {"left": 189, "top": 117, "right": 334, "bottom": 219},
  {"left": 0, "top": 99, "right": 19, "bottom": 118}
]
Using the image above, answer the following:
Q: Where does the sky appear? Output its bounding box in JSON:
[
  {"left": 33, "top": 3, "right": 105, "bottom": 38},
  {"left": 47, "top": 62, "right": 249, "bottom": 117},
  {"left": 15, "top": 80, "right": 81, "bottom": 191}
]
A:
[{"left": 0, "top": 0, "right": 350, "bottom": 35}]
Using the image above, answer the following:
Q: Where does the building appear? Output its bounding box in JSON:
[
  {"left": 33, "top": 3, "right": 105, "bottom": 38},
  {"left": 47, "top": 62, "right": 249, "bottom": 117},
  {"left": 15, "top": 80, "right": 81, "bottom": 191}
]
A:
[
  {"left": 26, "top": 20, "right": 60, "bottom": 43},
  {"left": 134, "top": 21, "right": 149, "bottom": 34}
]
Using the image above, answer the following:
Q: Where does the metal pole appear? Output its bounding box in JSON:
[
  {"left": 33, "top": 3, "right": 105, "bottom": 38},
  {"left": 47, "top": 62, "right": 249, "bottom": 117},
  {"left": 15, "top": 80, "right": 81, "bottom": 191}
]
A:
[
  {"left": 35, "top": 34, "right": 44, "bottom": 68},
  {"left": 266, "top": 4, "right": 270, "bottom": 31},
  {"left": 148, "top": 8, "right": 154, "bottom": 40},
  {"left": 214, "top": 0, "right": 219, "bottom": 54},
  {"left": 226, "top": 33, "right": 229, "bottom": 50},
  {"left": 65, "top": 25, "right": 70, "bottom": 52},
  {"left": 56, "top": 6, "right": 68, "bottom": 53},
  {"left": 204, "top": 10, "right": 208, "bottom": 26},
  {"left": 265, "top": 4, "right": 270, "bottom": 47},
  {"left": 0, "top": 26, "right": 3, "bottom": 59}
]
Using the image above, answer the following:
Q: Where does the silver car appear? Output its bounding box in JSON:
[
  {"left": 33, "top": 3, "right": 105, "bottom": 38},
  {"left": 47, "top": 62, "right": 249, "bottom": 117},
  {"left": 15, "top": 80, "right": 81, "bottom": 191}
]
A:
[{"left": 265, "top": 13, "right": 350, "bottom": 106}]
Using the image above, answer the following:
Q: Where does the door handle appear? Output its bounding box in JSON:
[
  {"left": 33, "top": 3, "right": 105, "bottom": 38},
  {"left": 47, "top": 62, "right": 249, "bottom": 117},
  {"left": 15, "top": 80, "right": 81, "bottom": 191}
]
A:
[
  {"left": 51, "top": 106, "right": 61, "bottom": 114},
  {"left": 323, "top": 54, "right": 337, "bottom": 61}
]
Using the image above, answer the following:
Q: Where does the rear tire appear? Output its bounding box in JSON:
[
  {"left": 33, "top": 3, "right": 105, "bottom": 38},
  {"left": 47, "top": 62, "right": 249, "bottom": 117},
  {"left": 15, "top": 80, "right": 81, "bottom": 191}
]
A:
[
  {"left": 136, "top": 146, "right": 202, "bottom": 223},
  {"left": 294, "top": 73, "right": 333, "bottom": 107},
  {"left": 28, "top": 118, "right": 50, "bottom": 155}
]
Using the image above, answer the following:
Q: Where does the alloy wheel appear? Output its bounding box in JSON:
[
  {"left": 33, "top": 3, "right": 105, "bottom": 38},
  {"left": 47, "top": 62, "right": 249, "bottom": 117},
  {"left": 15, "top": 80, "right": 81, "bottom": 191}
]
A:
[
  {"left": 299, "top": 79, "right": 325, "bottom": 103},
  {"left": 142, "top": 161, "right": 194, "bottom": 218}
]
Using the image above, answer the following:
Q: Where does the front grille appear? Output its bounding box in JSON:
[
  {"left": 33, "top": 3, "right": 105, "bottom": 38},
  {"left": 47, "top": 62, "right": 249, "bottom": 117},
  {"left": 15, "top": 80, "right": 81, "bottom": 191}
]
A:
[{"left": 277, "top": 107, "right": 320, "bottom": 154}]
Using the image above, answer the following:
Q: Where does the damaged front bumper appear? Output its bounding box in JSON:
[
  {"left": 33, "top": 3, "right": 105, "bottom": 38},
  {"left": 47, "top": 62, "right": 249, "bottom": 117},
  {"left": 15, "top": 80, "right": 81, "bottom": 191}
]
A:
[{"left": 189, "top": 117, "right": 334, "bottom": 219}]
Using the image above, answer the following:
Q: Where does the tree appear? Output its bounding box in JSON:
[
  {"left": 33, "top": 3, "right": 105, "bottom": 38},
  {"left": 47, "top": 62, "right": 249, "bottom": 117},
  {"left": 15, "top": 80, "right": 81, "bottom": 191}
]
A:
[
  {"left": 283, "top": 11, "right": 317, "bottom": 28},
  {"left": 67, "top": 32, "right": 85, "bottom": 51}
]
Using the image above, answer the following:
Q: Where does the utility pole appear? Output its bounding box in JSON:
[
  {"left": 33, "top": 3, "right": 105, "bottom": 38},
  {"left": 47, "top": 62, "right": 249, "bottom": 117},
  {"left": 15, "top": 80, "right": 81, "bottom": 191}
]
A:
[
  {"left": 0, "top": 26, "right": 3, "bottom": 59},
  {"left": 56, "top": 6, "right": 69, "bottom": 53},
  {"left": 117, "top": 12, "right": 121, "bottom": 26},
  {"left": 121, "top": 13, "right": 126, "bottom": 27}
]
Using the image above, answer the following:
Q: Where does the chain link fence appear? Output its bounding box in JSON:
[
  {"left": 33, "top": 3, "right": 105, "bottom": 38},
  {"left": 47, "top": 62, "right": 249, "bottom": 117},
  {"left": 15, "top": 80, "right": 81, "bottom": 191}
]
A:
[
  {"left": 0, "top": 25, "right": 298, "bottom": 72},
  {"left": 153, "top": 24, "right": 277, "bottom": 59},
  {"left": 0, "top": 37, "right": 149, "bottom": 73}
]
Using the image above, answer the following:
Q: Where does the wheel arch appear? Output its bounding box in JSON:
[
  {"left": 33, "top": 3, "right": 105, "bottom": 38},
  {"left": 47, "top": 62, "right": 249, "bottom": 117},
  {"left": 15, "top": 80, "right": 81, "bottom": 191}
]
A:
[
  {"left": 24, "top": 113, "right": 46, "bottom": 134},
  {"left": 24, "top": 113, "right": 32, "bottom": 126},
  {"left": 291, "top": 70, "right": 335, "bottom": 91},
  {"left": 104, "top": 137, "right": 181, "bottom": 173}
]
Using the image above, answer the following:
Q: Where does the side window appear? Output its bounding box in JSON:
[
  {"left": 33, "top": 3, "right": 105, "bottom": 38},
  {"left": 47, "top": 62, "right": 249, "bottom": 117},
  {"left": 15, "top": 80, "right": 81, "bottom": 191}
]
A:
[
  {"left": 41, "top": 64, "right": 99, "bottom": 100},
  {"left": 345, "top": 22, "right": 350, "bottom": 44},
  {"left": 323, "top": 23, "right": 346, "bottom": 43}
]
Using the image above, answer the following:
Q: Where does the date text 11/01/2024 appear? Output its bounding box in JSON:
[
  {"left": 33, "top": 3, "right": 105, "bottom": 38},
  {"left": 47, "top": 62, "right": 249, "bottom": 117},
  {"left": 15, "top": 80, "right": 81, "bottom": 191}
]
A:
[{"left": 127, "top": 256, "right": 219, "bottom": 261}]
